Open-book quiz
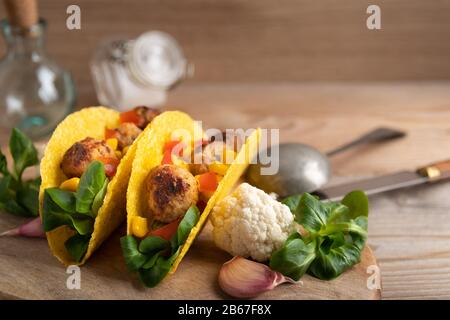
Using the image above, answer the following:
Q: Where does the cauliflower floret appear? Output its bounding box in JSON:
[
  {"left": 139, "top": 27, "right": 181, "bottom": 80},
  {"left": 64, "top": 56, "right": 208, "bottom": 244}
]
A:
[{"left": 211, "top": 183, "right": 294, "bottom": 262}]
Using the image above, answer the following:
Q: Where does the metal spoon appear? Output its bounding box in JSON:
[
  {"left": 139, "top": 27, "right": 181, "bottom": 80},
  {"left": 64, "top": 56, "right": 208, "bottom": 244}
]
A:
[{"left": 246, "top": 127, "right": 406, "bottom": 197}]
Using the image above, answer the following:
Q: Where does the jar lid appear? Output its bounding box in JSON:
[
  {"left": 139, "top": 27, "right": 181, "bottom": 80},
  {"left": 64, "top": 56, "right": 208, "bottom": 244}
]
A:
[{"left": 129, "top": 31, "right": 187, "bottom": 88}]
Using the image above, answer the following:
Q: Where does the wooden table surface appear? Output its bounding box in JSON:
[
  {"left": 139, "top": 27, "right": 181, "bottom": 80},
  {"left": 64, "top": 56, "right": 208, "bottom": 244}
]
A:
[{"left": 2, "top": 81, "right": 450, "bottom": 299}]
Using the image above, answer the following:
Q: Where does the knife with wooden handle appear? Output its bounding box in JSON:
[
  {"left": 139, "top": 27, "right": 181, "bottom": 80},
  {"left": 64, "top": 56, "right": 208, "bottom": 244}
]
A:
[{"left": 316, "top": 159, "right": 450, "bottom": 201}]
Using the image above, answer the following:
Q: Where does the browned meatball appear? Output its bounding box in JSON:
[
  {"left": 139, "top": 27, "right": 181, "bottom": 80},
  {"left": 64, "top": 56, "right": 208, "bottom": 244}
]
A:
[
  {"left": 114, "top": 123, "right": 142, "bottom": 149},
  {"left": 189, "top": 162, "right": 209, "bottom": 176},
  {"left": 190, "top": 150, "right": 215, "bottom": 175},
  {"left": 189, "top": 142, "right": 215, "bottom": 175},
  {"left": 60, "top": 137, "right": 118, "bottom": 178},
  {"left": 145, "top": 164, "right": 198, "bottom": 223},
  {"left": 134, "top": 106, "right": 161, "bottom": 129}
]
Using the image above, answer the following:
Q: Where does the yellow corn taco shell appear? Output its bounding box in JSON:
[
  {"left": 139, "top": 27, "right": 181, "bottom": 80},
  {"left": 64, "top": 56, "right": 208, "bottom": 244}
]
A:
[
  {"left": 126, "top": 110, "right": 260, "bottom": 280},
  {"left": 39, "top": 107, "right": 140, "bottom": 266}
]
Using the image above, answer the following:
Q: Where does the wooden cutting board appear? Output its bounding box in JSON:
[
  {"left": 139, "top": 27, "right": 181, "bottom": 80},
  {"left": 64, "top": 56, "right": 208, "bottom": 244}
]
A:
[{"left": 0, "top": 217, "right": 380, "bottom": 299}]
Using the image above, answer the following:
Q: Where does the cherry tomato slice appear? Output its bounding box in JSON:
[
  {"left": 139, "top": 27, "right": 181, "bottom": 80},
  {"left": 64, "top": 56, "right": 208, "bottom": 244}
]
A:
[
  {"left": 148, "top": 218, "right": 181, "bottom": 241},
  {"left": 198, "top": 172, "right": 218, "bottom": 193},
  {"left": 119, "top": 109, "right": 141, "bottom": 125},
  {"left": 97, "top": 157, "right": 120, "bottom": 177}
]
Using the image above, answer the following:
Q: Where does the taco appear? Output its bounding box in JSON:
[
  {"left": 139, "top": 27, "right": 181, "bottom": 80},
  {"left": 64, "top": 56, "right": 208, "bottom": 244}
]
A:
[
  {"left": 120, "top": 111, "right": 260, "bottom": 287},
  {"left": 39, "top": 106, "right": 160, "bottom": 265}
]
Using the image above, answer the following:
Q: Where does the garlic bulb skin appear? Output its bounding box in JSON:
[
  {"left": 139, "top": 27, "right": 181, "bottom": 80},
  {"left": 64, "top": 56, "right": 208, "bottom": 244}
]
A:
[{"left": 218, "top": 256, "right": 296, "bottom": 298}]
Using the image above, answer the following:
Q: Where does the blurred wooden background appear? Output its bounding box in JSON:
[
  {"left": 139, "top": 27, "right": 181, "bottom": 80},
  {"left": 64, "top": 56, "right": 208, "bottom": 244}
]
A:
[{"left": 1, "top": 0, "right": 450, "bottom": 105}]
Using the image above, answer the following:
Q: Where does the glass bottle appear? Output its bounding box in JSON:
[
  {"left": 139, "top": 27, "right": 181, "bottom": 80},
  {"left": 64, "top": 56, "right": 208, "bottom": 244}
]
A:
[
  {"left": 0, "top": 19, "right": 75, "bottom": 141},
  {"left": 91, "top": 31, "right": 193, "bottom": 111}
]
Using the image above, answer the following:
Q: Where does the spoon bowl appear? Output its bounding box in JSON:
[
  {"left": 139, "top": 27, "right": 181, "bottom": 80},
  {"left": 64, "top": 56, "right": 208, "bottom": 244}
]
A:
[{"left": 246, "top": 143, "right": 331, "bottom": 198}]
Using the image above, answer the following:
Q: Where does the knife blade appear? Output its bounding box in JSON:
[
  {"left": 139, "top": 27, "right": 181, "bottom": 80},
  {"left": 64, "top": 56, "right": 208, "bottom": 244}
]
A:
[{"left": 315, "top": 158, "right": 450, "bottom": 201}]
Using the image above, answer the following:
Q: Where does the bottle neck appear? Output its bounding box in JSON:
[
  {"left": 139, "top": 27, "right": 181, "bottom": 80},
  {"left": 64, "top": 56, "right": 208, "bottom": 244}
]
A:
[{"left": 1, "top": 19, "right": 46, "bottom": 59}]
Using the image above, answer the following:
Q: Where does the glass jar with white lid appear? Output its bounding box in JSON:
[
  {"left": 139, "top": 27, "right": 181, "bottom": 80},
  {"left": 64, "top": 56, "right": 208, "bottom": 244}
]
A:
[{"left": 91, "top": 31, "right": 193, "bottom": 111}]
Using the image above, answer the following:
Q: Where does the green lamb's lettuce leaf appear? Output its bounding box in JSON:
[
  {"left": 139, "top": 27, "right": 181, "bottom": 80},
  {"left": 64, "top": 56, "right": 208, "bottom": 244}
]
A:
[
  {"left": 75, "top": 161, "right": 107, "bottom": 215},
  {"left": 141, "top": 251, "right": 164, "bottom": 269},
  {"left": 41, "top": 200, "right": 70, "bottom": 231},
  {"left": 0, "top": 149, "right": 7, "bottom": 175},
  {"left": 0, "top": 129, "right": 40, "bottom": 217},
  {"left": 139, "top": 236, "right": 169, "bottom": 254},
  {"left": 120, "top": 235, "right": 148, "bottom": 271},
  {"left": 341, "top": 190, "right": 369, "bottom": 219},
  {"left": 16, "top": 177, "right": 41, "bottom": 216},
  {"left": 91, "top": 178, "right": 108, "bottom": 217},
  {"left": 1, "top": 164, "right": 38, "bottom": 218},
  {"left": 9, "top": 128, "right": 38, "bottom": 180},
  {"left": 1, "top": 173, "right": 27, "bottom": 216},
  {"left": 46, "top": 188, "right": 76, "bottom": 213},
  {"left": 121, "top": 205, "right": 199, "bottom": 287},
  {"left": 0, "top": 198, "right": 29, "bottom": 216},
  {"left": 308, "top": 230, "right": 367, "bottom": 280},
  {"left": 173, "top": 205, "right": 199, "bottom": 248},
  {"left": 281, "top": 195, "right": 301, "bottom": 218},
  {"left": 65, "top": 234, "right": 91, "bottom": 263},
  {"left": 298, "top": 193, "right": 348, "bottom": 233},
  {"left": 138, "top": 248, "right": 180, "bottom": 288},
  {"left": 0, "top": 175, "right": 13, "bottom": 202},
  {"left": 273, "top": 190, "right": 369, "bottom": 281},
  {"left": 70, "top": 217, "right": 94, "bottom": 236},
  {"left": 269, "top": 233, "right": 316, "bottom": 281},
  {"left": 42, "top": 188, "right": 94, "bottom": 235}
]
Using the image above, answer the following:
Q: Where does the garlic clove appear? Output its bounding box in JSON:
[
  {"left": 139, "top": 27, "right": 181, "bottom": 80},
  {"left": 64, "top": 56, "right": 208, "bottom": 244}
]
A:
[
  {"left": 0, "top": 217, "right": 45, "bottom": 238},
  {"left": 219, "top": 256, "right": 296, "bottom": 298}
]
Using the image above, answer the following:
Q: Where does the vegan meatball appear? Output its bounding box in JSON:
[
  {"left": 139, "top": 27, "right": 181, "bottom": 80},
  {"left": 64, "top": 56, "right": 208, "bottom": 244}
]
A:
[
  {"left": 146, "top": 164, "right": 199, "bottom": 223},
  {"left": 114, "top": 122, "right": 142, "bottom": 149},
  {"left": 134, "top": 106, "right": 160, "bottom": 129},
  {"left": 189, "top": 162, "right": 209, "bottom": 176},
  {"left": 61, "top": 137, "right": 118, "bottom": 178},
  {"left": 189, "top": 151, "right": 213, "bottom": 176}
]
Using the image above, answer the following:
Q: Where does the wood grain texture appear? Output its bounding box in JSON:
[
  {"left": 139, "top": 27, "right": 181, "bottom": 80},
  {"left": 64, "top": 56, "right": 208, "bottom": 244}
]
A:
[
  {"left": 369, "top": 182, "right": 450, "bottom": 299},
  {"left": 1, "top": 0, "right": 450, "bottom": 103}
]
